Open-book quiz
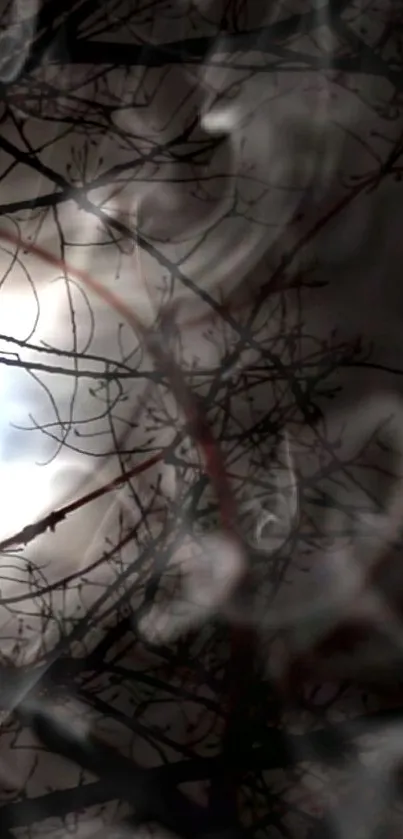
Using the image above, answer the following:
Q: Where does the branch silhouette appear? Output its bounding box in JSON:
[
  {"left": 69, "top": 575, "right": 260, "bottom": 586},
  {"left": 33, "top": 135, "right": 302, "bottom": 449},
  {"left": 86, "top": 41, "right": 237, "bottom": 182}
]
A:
[
  {"left": 0, "top": 450, "right": 164, "bottom": 553},
  {"left": 1, "top": 1, "right": 403, "bottom": 838}
]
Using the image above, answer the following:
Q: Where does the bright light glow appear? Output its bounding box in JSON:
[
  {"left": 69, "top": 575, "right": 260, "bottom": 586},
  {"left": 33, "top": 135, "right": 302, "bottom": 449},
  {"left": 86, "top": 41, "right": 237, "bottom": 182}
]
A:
[
  {"left": 201, "top": 106, "right": 240, "bottom": 134},
  {"left": 0, "top": 461, "right": 59, "bottom": 541}
]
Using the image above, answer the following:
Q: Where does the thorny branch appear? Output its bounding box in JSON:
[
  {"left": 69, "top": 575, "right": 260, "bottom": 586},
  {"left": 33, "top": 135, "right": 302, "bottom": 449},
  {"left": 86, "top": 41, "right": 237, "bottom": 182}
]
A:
[
  {"left": 0, "top": 451, "right": 164, "bottom": 552},
  {"left": 1, "top": 1, "right": 403, "bottom": 839}
]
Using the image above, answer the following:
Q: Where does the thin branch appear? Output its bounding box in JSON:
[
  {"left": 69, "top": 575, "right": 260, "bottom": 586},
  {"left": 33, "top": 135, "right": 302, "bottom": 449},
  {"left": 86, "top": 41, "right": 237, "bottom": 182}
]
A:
[{"left": 0, "top": 451, "right": 164, "bottom": 552}]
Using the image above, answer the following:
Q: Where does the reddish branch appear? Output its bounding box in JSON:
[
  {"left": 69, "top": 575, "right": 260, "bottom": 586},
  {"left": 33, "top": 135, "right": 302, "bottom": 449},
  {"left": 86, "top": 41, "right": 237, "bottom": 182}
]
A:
[
  {"left": 0, "top": 451, "right": 164, "bottom": 553},
  {"left": 0, "top": 225, "right": 257, "bottom": 829}
]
